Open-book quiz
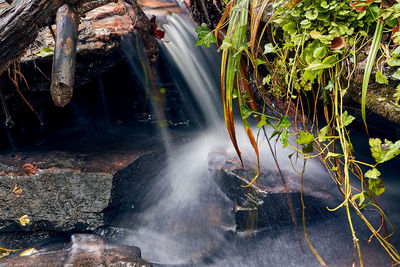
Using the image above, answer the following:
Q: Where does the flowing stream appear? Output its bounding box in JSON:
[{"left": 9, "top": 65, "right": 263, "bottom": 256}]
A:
[{"left": 118, "top": 7, "right": 400, "bottom": 266}]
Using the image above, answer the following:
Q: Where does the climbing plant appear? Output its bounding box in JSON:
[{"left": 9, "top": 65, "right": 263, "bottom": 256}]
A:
[{"left": 196, "top": 0, "right": 400, "bottom": 265}]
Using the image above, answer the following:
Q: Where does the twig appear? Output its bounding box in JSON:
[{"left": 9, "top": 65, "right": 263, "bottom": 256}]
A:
[{"left": 0, "top": 82, "right": 14, "bottom": 128}]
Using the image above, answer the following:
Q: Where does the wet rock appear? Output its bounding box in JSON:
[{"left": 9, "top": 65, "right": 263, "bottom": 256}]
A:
[
  {"left": 104, "top": 151, "right": 170, "bottom": 226},
  {"left": 0, "top": 134, "right": 161, "bottom": 246},
  {"left": 0, "top": 234, "right": 151, "bottom": 267},
  {"left": 0, "top": 230, "right": 59, "bottom": 250},
  {"left": 211, "top": 158, "right": 339, "bottom": 231}
]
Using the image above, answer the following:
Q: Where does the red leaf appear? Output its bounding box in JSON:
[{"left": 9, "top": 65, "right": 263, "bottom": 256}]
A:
[
  {"left": 154, "top": 28, "right": 165, "bottom": 39},
  {"left": 350, "top": 0, "right": 374, "bottom": 13}
]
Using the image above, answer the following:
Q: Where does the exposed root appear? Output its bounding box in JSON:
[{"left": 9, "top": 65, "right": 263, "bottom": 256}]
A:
[{"left": 7, "top": 62, "right": 42, "bottom": 125}]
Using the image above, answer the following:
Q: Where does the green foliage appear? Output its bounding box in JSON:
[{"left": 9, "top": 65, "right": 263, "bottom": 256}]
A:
[
  {"left": 257, "top": 115, "right": 270, "bottom": 128},
  {"left": 365, "top": 168, "right": 381, "bottom": 179},
  {"left": 276, "top": 115, "right": 291, "bottom": 130},
  {"left": 341, "top": 111, "right": 355, "bottom": 128},
  {"left": 296, "top": 131, "right": 314, "bottom": 153},
  {"left": 369, "top": 138, "right": 400, "bottom": 164},
  {"left": 195, "top": 23, "right": 216, "bottom": 48},
  {"left": 352, "top": 191, "right": 368, "bottom": 207},
  {"left": 376, "top": 71, "right": 389, "bottom": 84},
  {"left": 296, "top": 131, "right": 314, "bottom": 145},
  {"left": 280, "top": 129, "right": 289, "bottom": 148},
  {"left": 318, "top": 125, "right": 330, "bottom": 142},
  {"left": 36, "top": 47, "right": 54, "bottom": 57},
  {"left": 368, "top": 178, "right": 385, "bottom": 196},
  {"left": 387, "top": 58, "right": 400, "bottom": 67}
]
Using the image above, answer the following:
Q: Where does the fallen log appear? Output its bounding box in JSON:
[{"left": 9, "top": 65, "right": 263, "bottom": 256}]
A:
[{"left": 0, "top": 0, "right": 119, "bottom": 76}]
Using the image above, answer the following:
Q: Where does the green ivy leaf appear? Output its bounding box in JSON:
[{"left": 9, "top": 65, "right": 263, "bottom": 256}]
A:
[
  {"left": 195, "top": 23, "right": 216, "bottom": 48},
  {"left": 369, "top": 138, "right": 384, "bottom": 163},
  {"left": 276, "top": 115, "right": 291, "bottom": 130},
  {"left": 365, "top": 168, "right": 381, "bottom": 179},
  {"left": 270, "top": 130, "right": 280, "bottom": 139},
  {"left": 303, "top": 143, "right": 314, "bottom": 153},
  {"left": 296, "top": 131, "right": 315, "bottom": 154},
  {"left": 376, "top": 70, "right": 389, "bottom": 84},
  {"left": 296, "top": 131, "right": 314, "bottom": 145},
  {"left": 369, "top": 138, "right": 400, "bottom": 163},
  {"left": 320, "top": 1, "right": 329, "bottom": 9},
  {"left": 368, "top": 178, "right": 385, "bottom": 196},
  {"left": 280, "top": 129, "right": 289, "bottom": 148},
  {"left": 256, "top": 59, "right": 267, "bottom": 66},
  {"left": 341, "top": 111, "right": 355, "bottom": 128},
  {"left": 318, "top": 125, "right": 330, "bottom": 142},
  {"left": 257, "top": 115, "right": 270, "bottom": 128},
  {"left": 352, "top": 191, "right": 368, "bottom": 207}
]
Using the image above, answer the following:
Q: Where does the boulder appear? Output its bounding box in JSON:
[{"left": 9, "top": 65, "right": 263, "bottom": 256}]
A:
[{"left": 209, "top": 155, "right": 340, "bottom": 231}]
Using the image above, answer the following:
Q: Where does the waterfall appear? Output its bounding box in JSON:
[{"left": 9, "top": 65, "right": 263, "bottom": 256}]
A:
[{"left": 118, "top": 7, "right": 398, "bottom": 267}]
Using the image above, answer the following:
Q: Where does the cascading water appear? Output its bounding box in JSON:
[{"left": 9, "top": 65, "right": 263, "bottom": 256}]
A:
[{"left": 117, "top": 6, "right": 399, "bottom": 267}]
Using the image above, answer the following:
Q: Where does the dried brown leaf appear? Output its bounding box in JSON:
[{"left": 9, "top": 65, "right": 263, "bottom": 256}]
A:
[{"left": 330, "top": 36, "right": 346, "bottom": 50}]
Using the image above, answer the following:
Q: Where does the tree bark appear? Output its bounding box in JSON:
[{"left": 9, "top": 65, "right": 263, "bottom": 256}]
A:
[
  {"left": 0, "top": 0, "right": 117, "bottom": 76},
  {"left": 50, "top": 4, "right": 79, "bottom": 107}
]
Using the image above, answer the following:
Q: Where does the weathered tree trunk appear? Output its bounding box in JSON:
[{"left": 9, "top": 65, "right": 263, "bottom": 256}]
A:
[
  {"left": 0, "top": 0, "right": 117, "bottom": 76},
  {"left": 50, "top": 4, "right": 79, "bottom": 107}
]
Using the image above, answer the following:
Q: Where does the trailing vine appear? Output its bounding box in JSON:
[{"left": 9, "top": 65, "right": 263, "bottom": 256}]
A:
[{"left": 196, "top": 0, "right": 400, "bottom": 265}]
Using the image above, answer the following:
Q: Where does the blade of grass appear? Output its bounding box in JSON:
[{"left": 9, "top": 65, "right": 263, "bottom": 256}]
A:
[{"left": 361, "top": 21, "right": 383, "bottom": 135}]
